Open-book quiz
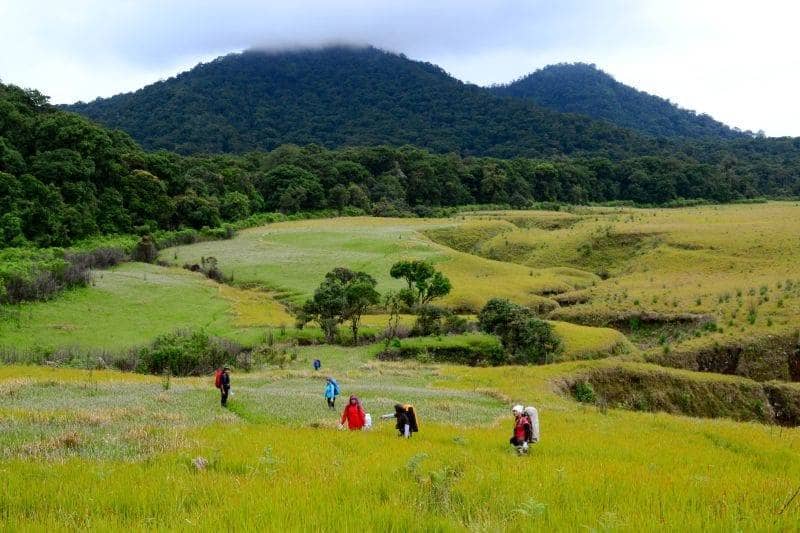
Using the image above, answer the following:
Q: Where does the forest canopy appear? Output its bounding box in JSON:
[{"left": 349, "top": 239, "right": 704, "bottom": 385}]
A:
[{"left": 2, "top": 80, "right": 800, "bottom": 249}]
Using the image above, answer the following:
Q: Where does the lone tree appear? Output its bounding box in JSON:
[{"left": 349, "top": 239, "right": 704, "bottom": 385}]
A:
[
  {"left": 478, "top": 298, "right": 562, "bottom": 364},
  {"left": 389, "top": 260, "right": 452, "bottom": 308},
  {"left": 300, "top": 267, "right": 380, "bottom": 343}
]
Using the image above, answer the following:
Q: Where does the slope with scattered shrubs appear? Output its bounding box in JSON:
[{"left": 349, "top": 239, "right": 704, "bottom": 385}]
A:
[{"left": 562, "top": 362, "right": 800, "bottom": 425}]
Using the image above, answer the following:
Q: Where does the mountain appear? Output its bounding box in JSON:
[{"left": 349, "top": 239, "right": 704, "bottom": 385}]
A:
[
  {"left": 490, "top": 63, "right": 745, "bottom": 140},
  {"left": 64, "top": 46, "right": 651, "bottom": 157}
]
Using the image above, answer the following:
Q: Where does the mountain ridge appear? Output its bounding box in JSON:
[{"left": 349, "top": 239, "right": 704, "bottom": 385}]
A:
[
  {"left": 490, "top": 62, "right": 745, "bottom": 139},
  {"left": 63, "top": 46, "right": 651, "bottom": 156}
]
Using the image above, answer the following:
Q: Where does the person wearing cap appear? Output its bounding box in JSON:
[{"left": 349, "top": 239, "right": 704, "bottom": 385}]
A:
[
  {"left": 220, "top": 366, "right": 231, "bottom": 407},
  {"left": 510, "top": 404, "right": 532, "bottom": 453}
]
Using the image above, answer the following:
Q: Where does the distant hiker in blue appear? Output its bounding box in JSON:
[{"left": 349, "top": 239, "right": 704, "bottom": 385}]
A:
[
  {"left": 324, "top": 377, "right": 340, "bottom": 409},
  {"left": 313, "top": 359, "right": 322, "bottom": 371}
]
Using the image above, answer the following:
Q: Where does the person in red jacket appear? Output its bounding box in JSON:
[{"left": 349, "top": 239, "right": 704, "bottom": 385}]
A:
[
  {"left": 510, "top": 404, "right": 532, "bottom": 453},
  {"left": 339, "top": 395, "right": 366, "bottom": 430}
]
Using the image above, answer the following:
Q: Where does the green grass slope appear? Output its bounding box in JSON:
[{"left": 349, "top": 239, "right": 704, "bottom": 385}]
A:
[{"left": 0, "top": 263, "right": 272, "bottom": 351}]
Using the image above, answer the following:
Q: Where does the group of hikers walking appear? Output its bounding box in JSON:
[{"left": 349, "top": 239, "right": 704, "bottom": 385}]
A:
[
  {"left": 214, "top": 366, "right": 537, "bottom": 450},
  {"left": 334, "top": 385, "right": 419, "bottom": 438}
]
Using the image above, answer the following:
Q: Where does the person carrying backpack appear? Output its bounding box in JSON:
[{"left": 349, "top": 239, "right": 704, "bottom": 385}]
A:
[
  {"left": 339, "top": 395, "right": 366, "bottom": 430},
  {"left": 218, "top": 366, "right": 231, "bottom": 407},
  {"left": 510, "top": 404, "right": 532, "bottom": 453},
  {"left": 380, "top": 404, "right": 418, "bottom": 438},
  {"left": 324, "top": 377, "right": 340, "bottom": 410}
]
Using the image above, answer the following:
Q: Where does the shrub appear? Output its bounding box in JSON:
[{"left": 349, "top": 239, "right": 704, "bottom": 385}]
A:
[
  {"left": 132, "top": 235, "right": 157, "bottom": 263},
  {"left": 478, "top": 298, "right": 562, "bottom": 364},
  {"left": 135, "top": 330, "right": 243, "bottom": 376},
  {"left": 443, "top": 314, "right": 470, "bottom": 335},
  {"left": 377, "top": 335, "right": 505, "bottom": 366},
  {"left": 0, "top": 247, "right": 95, "bottom": 304},
  {"left": 412, "top": 305, "right": 448, "bottom": 336},
  {"left": 573, "top": 381, "right": 597, "bottom": 403}
]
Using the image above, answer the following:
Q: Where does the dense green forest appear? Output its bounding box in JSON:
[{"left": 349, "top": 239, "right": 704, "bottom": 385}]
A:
[
  {"left": 3, "top": 79, "right": 800, "bottom": 252},
  {"left": 64, "top": 47, "right": 749, "bottom": 157},
  {"left": 65, "top": 46, "right": 649, "bottom": 157},
  {"left": 491, "top": 63, "right": 746, "bottom": 140}
]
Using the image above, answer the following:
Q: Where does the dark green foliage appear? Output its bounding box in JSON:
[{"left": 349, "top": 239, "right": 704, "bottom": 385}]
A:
[
  {"left": 132, "top": 235, "right": 157, "bottom": 263},
  {"left": 300, "top": 267, "right": 380, "bottom": 343},
  {"left": 492, "top": 63, "right": 745, "bottom": 139},
  {"left": 0, "top": 246, "right": 125, "bottom": 305},
  {"left": 410, "top": 306, "right": 472, "bottom": 337},
  {"left": 412, "top": 305, "right": 448, "bottom": 336},
  {"left": 3, "top": 72, "right": 800, "bottom": 253},
  {"left": 478, "top": 298, "right": 562, "bottom": 364},
  {"left": 257, "top": 164, "right": 325, "bottom": 212},
  {"left": 377, "top": 335, "right": 506, "bottom": 366},
  {"left": 65, "top": 47, "right": 647, "bottom": 157},
  {"left": 135, "top": 330, "right": 244, "bottom": 376},
  {"left": 389, "top": 260, "right": 452, "bottom": 307},
  {"left": 573, "top": 381, "right": 597, "bottom": 403}
]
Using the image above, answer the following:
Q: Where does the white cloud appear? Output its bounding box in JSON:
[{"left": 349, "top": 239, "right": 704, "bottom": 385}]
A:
[{"left": 0, "top": 0, "right": 798, "bottom": 135}]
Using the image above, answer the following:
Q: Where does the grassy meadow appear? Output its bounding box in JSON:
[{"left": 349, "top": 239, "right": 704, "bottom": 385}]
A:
[{"left": 2, "top": 203, "right": 800, "bottom": 529}]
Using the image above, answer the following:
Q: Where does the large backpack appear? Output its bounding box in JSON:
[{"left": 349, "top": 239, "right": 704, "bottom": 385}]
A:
[
  {"left": 524, "top": 406, "right": 539, "bottom": 443},
  {"left": 403, "top": 404, "right": 419, "bottom": 433},
  {"left": 331, "top": 379, "right": 341, "bottom": 396},
  {"left": 214, "top": 369, "right": 223, "bottom": 389}
]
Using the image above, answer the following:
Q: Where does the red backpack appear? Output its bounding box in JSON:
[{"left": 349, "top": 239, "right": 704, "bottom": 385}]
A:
[{"left": 214, "top": 369, "right": 223, "bottom": 389}]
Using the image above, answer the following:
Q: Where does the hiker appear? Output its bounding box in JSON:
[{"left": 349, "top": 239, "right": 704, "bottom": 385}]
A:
[
  {"left": 219, "top": 366, "right": 231, "bottom": 407},
  {"left": 324, "top": 377, "right": 340, "bottom": 410},
  {"left": 510, "top": 405, "right": 532, "bottom": 453},
  {"left": 339, "top": 395, "right": 366, "bottom": 430},
  {"left": 313, "top": 359, "right": 321, "bottom": 371},
  {"left": 380, "top": 404, "right": 418, "bottom": 438}
]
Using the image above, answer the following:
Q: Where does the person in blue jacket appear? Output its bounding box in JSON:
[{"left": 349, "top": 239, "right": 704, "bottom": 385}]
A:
[{"left": 324, "top": 377, "right": 340, "bottom": 410}]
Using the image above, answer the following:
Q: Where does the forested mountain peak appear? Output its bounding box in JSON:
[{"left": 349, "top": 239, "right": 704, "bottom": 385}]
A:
[
  {"left": 490, "top": 62, "right": 746, "bottom": 140},
  {"left": 63, "top": 46, "right": 648, "bottom": 156}
]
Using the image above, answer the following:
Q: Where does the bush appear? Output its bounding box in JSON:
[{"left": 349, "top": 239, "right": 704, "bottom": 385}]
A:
[
  {"left": 135, "top": 330, "right": 244, "bottom": 376},
  {"left": 573, "top": 381, "right": 597, "bottom": 403},
  {"left": 377, "top": 335, "right": 505, "bottom": 366},
  {"left": 0, "top": 247, "right": 92, "bottom": 304},
  {"left": 443, "top": 314, "right": 470, "bottom": 335},
  {"left": 478, "top": 298, "right": 562, "bottom": 364},
  {"left": 412, "top": 305, "right": 448, "bottom": 336},
  {"left": 132, "top": 235, "right": 157, "bottom": 263}
]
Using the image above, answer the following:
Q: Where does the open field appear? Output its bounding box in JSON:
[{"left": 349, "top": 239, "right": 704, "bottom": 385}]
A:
[
  {"left": 2, "top": 204, "right": 800, "bottom": 529},
  {"left": 161, "top": 217, "right": 598, "bottom": 311},
  {"left": 3, "top": 354, "right": 800, "bottom": 530},
  {"left": 0, "top": 263, "right": 274, "bottom": 351}
]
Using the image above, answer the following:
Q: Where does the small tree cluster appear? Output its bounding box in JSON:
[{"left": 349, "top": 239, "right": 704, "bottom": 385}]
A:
[
  {"left": 389, "top": 260, "right": 452, "bottom": 308},
  {"left": 299, "top": 267, "right": 380, "bottom": 343},
  {"left": 478, "top": 298, "right": 562, "bottom": 364}
]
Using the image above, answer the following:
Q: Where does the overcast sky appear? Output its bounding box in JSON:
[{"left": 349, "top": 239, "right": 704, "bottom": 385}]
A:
[{"left": 1, "top": 0, "right": 798, "bottom": 136}]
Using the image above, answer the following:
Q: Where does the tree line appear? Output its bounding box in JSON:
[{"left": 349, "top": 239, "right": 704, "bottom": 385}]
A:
[{"left": 2, "top": 81, "right": 800, "bottom": 251}]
